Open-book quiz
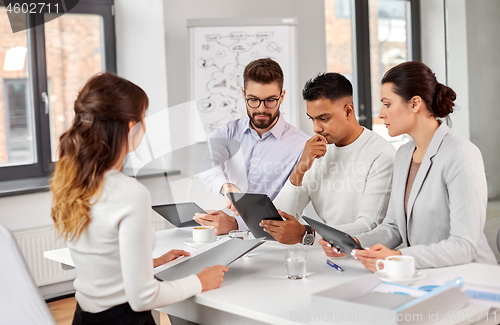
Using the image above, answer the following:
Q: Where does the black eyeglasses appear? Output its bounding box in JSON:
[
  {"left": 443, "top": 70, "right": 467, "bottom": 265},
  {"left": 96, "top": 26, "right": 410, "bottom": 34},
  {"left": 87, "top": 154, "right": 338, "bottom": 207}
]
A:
[{"left": 244, "top": 90, "right": 282, "bottom": 109}]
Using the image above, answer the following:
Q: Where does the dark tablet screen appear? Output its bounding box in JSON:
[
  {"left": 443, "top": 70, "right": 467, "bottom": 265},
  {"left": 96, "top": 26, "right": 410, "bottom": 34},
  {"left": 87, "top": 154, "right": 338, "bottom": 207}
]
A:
[{"left": 152, "top": 202, "right": 207, "bottom": 228}]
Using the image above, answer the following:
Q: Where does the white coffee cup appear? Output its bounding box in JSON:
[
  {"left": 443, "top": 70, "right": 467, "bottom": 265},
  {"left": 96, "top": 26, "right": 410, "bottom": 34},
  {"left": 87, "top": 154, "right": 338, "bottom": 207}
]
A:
[
  {"left": 192, "top": 226, "right": 215, "bottom": 244},
  {"left": 376, "top": 255, "right": 415, "bottom": 280}
]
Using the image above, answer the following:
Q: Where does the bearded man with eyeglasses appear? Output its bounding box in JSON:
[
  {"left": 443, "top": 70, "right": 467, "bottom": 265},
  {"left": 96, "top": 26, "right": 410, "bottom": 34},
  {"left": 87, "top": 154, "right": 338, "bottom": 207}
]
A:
[{"left": 196, "top": 58, "right": 309, "bottom": 235}]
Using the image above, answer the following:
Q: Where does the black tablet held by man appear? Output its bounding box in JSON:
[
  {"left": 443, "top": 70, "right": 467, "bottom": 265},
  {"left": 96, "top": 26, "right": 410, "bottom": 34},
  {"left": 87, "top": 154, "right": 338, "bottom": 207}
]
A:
[
  {"left": 302, "top": 216, "right": 364, "bottom": 253},
  {"left": 227, "top": 192, "right": 282, "bottom": 241}
]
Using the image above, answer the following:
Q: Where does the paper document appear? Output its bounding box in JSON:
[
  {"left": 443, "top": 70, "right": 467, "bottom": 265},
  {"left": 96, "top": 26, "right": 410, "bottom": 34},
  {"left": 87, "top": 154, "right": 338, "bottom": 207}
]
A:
[
  {"left": 352, "top": 292, "right": 415, "bottom": 309},
  {"left": 371, "top": 282, "right": 427, "bottom": 297},
  {"left": 351, "top": 281, "right": 425, "bottom": 310}
]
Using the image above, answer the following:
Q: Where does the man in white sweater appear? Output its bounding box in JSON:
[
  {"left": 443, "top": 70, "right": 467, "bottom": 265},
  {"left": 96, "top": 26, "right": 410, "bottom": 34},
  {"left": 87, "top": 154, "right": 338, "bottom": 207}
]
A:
[{"left": 261, "top": 73, "right": 396, "bottom": 245}]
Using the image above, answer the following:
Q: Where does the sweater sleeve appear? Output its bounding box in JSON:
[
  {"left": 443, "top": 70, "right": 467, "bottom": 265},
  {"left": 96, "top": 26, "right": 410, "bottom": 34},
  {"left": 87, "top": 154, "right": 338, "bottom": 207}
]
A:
[
  {"left": 118, "top": 184, "right": 202, "bottom": 311},
  {"left": 335, "top": 149, "right": 395, "bottom": 236},
  {"left": 356, "top": 190, "right": 403, "bottom": 249},
  {"left": 273, "top": 178, "right": 311, "bottom": 219}
]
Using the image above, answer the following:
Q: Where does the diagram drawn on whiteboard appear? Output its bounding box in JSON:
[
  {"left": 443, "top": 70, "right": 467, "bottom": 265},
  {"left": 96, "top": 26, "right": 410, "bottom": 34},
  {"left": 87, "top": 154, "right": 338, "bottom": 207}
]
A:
[{"left": 190, "top": 24, "right": 296, "bottom": 141}]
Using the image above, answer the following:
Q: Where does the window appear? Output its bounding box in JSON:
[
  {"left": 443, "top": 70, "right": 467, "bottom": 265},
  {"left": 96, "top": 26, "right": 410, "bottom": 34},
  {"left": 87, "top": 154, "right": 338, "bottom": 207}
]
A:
[
  {"left": 335, "top": 0, "right": 352, "bottom": 18},
  {"left": 44, "top": 12, "right": 106, "bottom": 161},
  {"left": 3, "top": 78, "right": 34, "bottom": 165},
  {"left": 325, "top": 0, "right": 420, "bottom": 148},
  {"left": 0, "top": 0, "right": 115, "bottom": 183},
  {"left": 325, "top": 0, "right": 357, "bottom": 112},
  {"left": 0, "top": 21, "right": 33, "bottom": 169}
]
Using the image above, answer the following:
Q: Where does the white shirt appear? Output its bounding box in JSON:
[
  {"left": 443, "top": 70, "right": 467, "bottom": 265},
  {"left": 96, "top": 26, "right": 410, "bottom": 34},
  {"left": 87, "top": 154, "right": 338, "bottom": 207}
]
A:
[
  {"left": 67, "top": 169, "right": 201, "bottom": 312},
  {"left": 274, "top": 128, "right": 396, "bottom": 236}
]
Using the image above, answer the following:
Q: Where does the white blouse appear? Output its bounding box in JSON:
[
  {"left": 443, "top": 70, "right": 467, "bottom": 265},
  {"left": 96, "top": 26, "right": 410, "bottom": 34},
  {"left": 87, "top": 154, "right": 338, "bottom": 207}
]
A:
[{"left": 67, "top": 169, "right": 201, "bottom": 312}]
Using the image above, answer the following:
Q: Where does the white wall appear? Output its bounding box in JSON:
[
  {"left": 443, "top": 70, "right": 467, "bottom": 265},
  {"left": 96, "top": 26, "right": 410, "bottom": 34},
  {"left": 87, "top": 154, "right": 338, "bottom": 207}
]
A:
[
  {"left": 421, "top": 0, "right": 470, "bottom": 140},
  {"left": 466, "top": 0, "right": 500, "bottom": 199},
  {"left": 444, "top": 0, "right": 471, "bottom": 140},
  {"left": 115, "top": 0, "right": 173, "bottom": 173},
  {"left": 114, "top": 0, "right": 170, "bottom": 117},
  {"left": 421, "top": 0, "right": 500, "bottom": 198},
  {"left": 419, "top": 0, "right": 446, "bottom": 83},
  {"left": 0, "top": 192, "right": 52, "bottom": 231}
]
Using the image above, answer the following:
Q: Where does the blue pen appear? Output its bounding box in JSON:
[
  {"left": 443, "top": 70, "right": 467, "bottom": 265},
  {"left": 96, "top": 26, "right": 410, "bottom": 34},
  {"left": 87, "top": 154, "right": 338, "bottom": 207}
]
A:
[{"left": 327, "top": 259, "right": 343, "bottom": 272}]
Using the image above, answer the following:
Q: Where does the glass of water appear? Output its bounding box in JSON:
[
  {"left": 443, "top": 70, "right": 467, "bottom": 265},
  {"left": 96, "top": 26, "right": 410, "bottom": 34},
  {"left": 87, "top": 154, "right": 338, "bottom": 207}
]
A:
[
  {"left": 284, "top": 247, "right": 307, "bottom": 279},
  {"left": 229, "top": 230, "right": 251, "bottom": 257},
  {"left": 228, "top": 230, "right": 249, "bottom": 240}
]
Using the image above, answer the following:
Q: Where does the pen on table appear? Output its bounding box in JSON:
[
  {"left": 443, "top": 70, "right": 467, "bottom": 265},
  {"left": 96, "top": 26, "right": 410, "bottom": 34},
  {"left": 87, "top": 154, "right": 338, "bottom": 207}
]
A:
[{"left": 326, "top": 259, "right": 343, "bottom": 272}]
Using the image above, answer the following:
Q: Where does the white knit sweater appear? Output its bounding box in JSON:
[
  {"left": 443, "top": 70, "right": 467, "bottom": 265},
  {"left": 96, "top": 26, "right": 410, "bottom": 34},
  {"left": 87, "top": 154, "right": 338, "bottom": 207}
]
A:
[
  {"left": 67, "top": 169, "right": 202, "bottom": 313},
  {"left": 274, "top": 128, "right": 396, "bottom": 236}
]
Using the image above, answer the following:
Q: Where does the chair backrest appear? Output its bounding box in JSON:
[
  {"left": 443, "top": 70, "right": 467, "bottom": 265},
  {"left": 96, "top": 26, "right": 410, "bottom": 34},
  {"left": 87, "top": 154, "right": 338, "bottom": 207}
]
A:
[{"left": 0, "top": 224, "right": 56, "bottom": 324}]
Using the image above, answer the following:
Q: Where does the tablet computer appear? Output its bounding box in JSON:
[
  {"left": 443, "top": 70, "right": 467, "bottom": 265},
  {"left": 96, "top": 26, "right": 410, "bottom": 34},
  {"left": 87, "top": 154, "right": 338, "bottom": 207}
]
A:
[
  {"left": 227, "top": 192, "right": 282, "bottom": 241},
  {"left": 302, "top": 216, "right": 364, "bottom": 253},
  {"left": 152, "top": 202, "right": 207, "bottom": 228}
]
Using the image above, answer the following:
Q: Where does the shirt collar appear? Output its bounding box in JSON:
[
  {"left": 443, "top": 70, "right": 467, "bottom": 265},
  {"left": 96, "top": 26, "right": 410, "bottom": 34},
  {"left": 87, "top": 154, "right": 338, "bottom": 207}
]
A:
[{"left": 242, "top": 114, "right": 286, "bottom": 140}]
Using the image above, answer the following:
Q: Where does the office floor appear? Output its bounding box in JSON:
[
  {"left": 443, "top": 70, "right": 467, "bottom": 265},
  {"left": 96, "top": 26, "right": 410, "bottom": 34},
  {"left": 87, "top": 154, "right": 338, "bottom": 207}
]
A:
[{"left": 47, "top": 297, "right": 171, "bottom": 325}]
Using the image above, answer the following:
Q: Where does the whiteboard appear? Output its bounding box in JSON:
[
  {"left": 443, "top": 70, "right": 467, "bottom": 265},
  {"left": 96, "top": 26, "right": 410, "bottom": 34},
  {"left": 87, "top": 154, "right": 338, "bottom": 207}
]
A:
[{"left": 188, "top": 18, "right": 298, "bottom": 142}]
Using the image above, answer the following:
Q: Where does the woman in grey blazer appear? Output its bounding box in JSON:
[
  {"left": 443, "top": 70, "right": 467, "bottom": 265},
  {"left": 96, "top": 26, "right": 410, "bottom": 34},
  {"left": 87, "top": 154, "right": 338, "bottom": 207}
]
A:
[{"left": 320, "top": 61, "right": 497, "bottom": 270}]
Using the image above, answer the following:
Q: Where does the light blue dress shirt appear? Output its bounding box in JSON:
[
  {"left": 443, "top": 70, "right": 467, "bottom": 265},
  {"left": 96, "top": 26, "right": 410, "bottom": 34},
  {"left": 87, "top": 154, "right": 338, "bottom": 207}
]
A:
[{"left": 199, "top": 115, "right": 309, "bottom": 201}]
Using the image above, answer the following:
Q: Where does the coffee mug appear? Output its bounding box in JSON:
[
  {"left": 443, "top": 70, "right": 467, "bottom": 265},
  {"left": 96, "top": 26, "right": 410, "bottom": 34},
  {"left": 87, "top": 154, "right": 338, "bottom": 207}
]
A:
[
  {"left": 376, "top": 255, "right": 415, "bottom": 280},
  {"left": 192, "top": 226, "right": 215, "bottom": 244}
]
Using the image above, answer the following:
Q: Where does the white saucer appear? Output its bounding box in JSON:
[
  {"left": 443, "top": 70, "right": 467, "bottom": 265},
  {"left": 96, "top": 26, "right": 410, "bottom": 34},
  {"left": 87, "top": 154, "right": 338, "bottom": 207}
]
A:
[
  {"left": 375, "top": 270, "right": 426, "bottom": 284},
  {"left": 183, "top": 237, "right": 215, "bottom": 249}
]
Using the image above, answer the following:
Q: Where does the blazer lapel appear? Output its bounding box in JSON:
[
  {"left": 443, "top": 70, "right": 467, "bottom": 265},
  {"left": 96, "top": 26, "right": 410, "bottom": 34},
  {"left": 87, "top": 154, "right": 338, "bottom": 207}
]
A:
[
  {"left": 406, "top": 123, "right": 451, "bottom": 230},
  {"left": 398, "top": 144, "right": 415, "bottom": 247}
]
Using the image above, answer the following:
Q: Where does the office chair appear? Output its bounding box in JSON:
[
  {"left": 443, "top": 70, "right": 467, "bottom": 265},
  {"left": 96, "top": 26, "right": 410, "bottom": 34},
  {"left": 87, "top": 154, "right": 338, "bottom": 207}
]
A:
[{"left": 0, "top": 224, "right": 56, "bottom": 324}]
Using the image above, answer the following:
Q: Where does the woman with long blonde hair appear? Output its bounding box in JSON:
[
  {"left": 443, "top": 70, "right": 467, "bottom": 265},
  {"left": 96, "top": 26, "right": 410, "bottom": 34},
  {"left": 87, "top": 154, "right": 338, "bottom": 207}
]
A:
[{"left": 51, "top": 73, "right": 227, "bottom": 325}]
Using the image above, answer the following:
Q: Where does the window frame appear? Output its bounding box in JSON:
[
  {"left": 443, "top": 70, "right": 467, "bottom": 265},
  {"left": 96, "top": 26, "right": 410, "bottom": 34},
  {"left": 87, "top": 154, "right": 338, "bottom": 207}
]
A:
[
  {"left": 0, "top": 0, "right": 116, "bottom": 184},
  {"left": 354, "top": 0, "right": 421, "bottom": 130}
]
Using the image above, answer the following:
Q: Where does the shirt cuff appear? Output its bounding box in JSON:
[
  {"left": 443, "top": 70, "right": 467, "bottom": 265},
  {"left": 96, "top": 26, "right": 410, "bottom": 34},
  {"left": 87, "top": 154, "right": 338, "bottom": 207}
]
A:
[
  {"left": 233, "top": 213, "right": 249, "bottom": 231},
  {"left": 280, "top": 178, "right": 305, "bottom": 197},
  {"left": 213, "top": 178, "right": 228, "bottom": 196}
]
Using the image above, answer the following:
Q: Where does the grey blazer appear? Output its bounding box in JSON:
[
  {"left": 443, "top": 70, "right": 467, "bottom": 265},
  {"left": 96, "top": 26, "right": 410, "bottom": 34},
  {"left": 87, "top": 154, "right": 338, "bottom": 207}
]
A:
[{"left": 357, "top": 122, "right": 497, "bottom": 268}]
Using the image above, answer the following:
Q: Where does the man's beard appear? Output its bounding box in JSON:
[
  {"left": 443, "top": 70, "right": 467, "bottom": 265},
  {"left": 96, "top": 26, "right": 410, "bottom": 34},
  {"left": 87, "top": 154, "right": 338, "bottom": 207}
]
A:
[{"left": 248, "top": 109, "right": 280, "bottom": 129}]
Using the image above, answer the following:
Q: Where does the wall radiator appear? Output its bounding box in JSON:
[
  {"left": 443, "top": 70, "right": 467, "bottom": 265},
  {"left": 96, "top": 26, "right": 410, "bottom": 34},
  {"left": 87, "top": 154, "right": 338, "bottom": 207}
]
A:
[
  {"left": 12, "top": 215, "right": 170, "bottom": 287},
  {"left": 13, "top": 226, "right": 76, "bottom": 287}
]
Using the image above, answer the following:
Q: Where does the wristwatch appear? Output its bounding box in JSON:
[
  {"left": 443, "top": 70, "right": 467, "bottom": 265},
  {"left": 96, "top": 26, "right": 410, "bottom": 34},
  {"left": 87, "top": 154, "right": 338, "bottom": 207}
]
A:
[{"left": 301, "top": 225, "right": 315, "bottom": 246}]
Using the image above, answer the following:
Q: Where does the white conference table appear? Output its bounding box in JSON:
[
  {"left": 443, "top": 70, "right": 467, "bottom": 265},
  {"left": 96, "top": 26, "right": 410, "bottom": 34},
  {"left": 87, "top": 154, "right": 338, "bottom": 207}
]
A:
[{"left": 44, "top": 228, "right": 500, "bottom": 325}]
